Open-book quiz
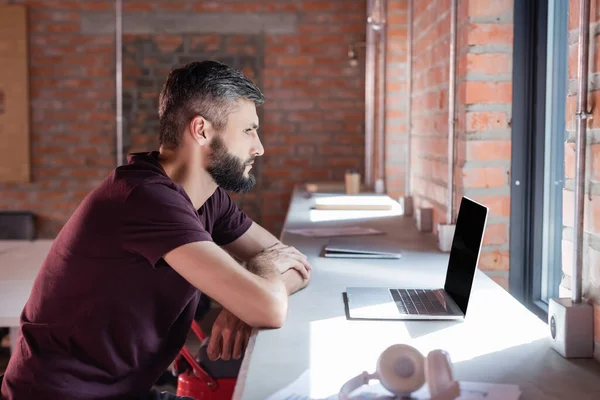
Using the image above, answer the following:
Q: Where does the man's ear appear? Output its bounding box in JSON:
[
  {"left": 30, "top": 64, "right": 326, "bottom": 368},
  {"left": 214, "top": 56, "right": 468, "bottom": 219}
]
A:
[{"left": 189, "top": 116, "right": 212, "bottom": 144}]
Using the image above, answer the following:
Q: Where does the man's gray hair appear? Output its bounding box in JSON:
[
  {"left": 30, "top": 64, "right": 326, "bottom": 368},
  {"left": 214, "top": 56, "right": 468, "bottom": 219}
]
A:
[{"left": 158, "top": 60, "right": 265, "bottom": 148}]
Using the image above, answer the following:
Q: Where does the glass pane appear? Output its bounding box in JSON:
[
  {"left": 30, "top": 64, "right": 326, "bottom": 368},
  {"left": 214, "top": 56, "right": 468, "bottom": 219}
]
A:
[{"left": 541, "top": 0, "right": 568, "bottom": 303}]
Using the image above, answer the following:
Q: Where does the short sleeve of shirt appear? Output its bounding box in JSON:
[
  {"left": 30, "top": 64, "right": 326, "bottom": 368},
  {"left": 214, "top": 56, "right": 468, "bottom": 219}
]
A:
[
  {"left": 122, "top": 183, "right": 213, "bottom": 266},
  {"left": 210, "top": 188, "right": 253, "bottom": 246}
]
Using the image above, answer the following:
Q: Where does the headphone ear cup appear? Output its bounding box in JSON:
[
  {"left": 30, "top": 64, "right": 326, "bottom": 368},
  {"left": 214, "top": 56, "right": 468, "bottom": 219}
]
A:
[
  {"left": 425, "top": 349, "right": 455, "bottom": 396},
  {"left": 376, "top": 344, "right": 426, "bottom": 396}
]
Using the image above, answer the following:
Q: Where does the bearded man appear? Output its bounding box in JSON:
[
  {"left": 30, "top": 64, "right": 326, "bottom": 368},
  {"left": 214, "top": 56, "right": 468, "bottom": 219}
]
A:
[{"left": 0, "top": 60, "right": 311, "bottom": 400}]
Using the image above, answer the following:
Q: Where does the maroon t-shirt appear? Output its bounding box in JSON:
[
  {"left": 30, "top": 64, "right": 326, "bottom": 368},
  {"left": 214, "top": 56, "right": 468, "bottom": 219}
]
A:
[{"left": 0, "top": 151, "right": 253, "bottom": 400}]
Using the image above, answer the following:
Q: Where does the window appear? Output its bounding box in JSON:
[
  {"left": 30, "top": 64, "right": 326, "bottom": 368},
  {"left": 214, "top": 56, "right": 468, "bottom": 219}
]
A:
[
  {"left": 510, "top": 0, "right": 568, "bottom": 319},
  {"left": 541, "top": 0, "right": 568, "bottom": 304}
]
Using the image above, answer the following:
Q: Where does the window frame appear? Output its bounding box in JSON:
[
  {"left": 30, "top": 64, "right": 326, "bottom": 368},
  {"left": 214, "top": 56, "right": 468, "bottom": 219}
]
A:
[
  {"left": 509, "top": 0, "right": 549, "bottom": 321},
  {"left": 540, "top": 0, "right": 568, "bottom": 306}
]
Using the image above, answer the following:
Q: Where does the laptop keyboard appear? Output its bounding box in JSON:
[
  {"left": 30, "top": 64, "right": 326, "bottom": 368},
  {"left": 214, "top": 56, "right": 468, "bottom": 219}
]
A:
[{"left": 389, "top": 289, "right": 449, "bottom": 315}]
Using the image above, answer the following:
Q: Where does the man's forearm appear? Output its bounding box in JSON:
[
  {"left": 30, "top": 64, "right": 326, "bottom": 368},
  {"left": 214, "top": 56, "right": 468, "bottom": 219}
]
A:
[
  {"left": 245, "top": 256, "right": 281, "bottom": 282},
  {"left": 281, "top": 268, "right": 309, "bottom": 295},
  {"left": 245, "top": 258, "right": 309, "bottom": 296}
]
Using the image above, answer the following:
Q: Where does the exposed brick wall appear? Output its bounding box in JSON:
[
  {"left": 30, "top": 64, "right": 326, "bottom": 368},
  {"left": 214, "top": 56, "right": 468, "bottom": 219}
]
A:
[
  {"left": 455, "top": 0, "right": 513, "bottom": 289},
  {"left": 565, "top": 0, "right": 600, "bottom": 362},
  {"left": 384, "top": 0, "right": 513, "bottom": 289},
  {"left": 0, "top": 0, "right": 115, "bottom": 237},
  {"left": 385, "top": 0, "right": 408, "bottom": 200},
  {"left": 410, "top": 0, "right": 452, "bottom": 228},
  {"left": 0, "top": 0, "right": 366, "bottom": 238},
  {"left": 260, "top": 1, "right": 366, "bottom": 234}
]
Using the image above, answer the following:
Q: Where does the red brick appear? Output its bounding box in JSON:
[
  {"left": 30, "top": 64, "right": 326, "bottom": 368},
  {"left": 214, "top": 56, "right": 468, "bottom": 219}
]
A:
[
  {"left": 465, "top": 81, "right": 512, "bottom": 104},
  {"left": 69, "top": 169, "right": 106, "bottom": 179},
  {"left": 388, "top": 26, "right": 408, "bottom": 43},
  {"left": 3, "top": 0, "right": 368, "bottom": 239},
  {"left": 468, "top": 23, "right": 513, "bottom": 46},
  {"left": 466, "top": 140, "right": 511, "bottom": 161},
  {"left": 570, "top": 43, "right": 579, "bottom": 80},
  {"left": 286, "top": 111, "right": 327, "bottom": 123},
  {"left": 273, "top": 100, "right": 315, "bottom": 111},
  {"left": 300, "top": 1, "right": 336, "bottom": 11},
  {"left": 155, "top": 2, "right": 191, "bottom": 11},
  {"left": 563, "top": 191, "right": 600, "bottom": 236},
  {"left": 569, "top": 0, "right": 599, "bottom": 30},
  {"left": 468, "top": 0, "right": 512, "bottom": 17},
  {"left": 281, "top": 158, "right": 309, "bottom": 168},
  {"left": 267, "top": 44, "right": 296, "bottom": 55},
  {"left": 387, "top": 81, "right": 407, "bottom": 92},
  {"left": 43, "top": 23, "right": 80, "bottom": 34},
  {"left": 478, "top": 250, "right": 510, "bottom": 271},
  {"left": 593, "top": 195, "right": 600, "bottom": 236},
  {"left": 388, "top": 0, "right": 408, "bottom": 12},
  {"left": 592, "top": 144, "right": 600, "bottom": 181},
  {"left": 565, "top": 95, "right": 577, "bottom": 130},
  {"left": 588, "top": 90, "right": 600, "bottom": 129},
  {"left": 462, "top": 166, "right": 508, "bottom": 188},
  {"left": 0, "top": 191, "right": 29, "bottom": 202},
  {"left": 34, "top": 10, "right": 79, "bottom": 22},
  {"left": 483, "top": 223, "right": 508, "bottom": 246},
  {"left": 40, "top": 191, "right": 68, "bottom": 200},
  {"left": 154, "top": 35, "right": 183, "bottom": 53},
  {"left": 569, "top": 0, "right": 579, "bottom": 30},
  {"left": 46, "top": 156, "right": 85, "bottom": 167},
  {"left": 33, "top": 168, "right": 62, "bottom": 180},
  {"left": 387, "top": 12, "right": 408, "bottom": 26},
  {"left": 276, "top": 56, "right": 314, "bottom": 67},
  {"left": 326, "top": 157, "right": 360, "bottom": 168},
  {"left": 124, "top": 2, "right": 153, "bottom": 11},
  {"left": 565, "top": 141, "right": 576, "bottom": 180},
  {"left": 466, "top": 111, "right": 508, "bottom": 131},
  {"left": 466, "top": 53, "right": 512, "bottom": 76}
]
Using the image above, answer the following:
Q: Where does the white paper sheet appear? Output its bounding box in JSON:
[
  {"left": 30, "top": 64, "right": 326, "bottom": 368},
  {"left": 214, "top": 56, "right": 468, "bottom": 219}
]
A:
[{"left": 285, "top": 226, "right": 385, "bottom": 238}]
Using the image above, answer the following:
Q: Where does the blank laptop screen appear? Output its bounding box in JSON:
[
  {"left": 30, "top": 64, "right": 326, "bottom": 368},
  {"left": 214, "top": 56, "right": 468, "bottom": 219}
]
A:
[{"left": 443, "top": 198, "right": 488, "bottom": 315}]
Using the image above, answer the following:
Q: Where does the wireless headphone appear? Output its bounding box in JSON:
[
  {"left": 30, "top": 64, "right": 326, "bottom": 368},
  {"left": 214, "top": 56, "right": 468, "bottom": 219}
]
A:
[{"left": 339, "top": 344, "right": 460, "bottom": 400}]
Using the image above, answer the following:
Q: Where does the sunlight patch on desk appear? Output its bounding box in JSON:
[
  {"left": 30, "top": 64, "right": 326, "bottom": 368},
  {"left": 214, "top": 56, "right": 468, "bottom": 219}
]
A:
[
  {"left": 410, "top": 290, "right": 549, "bottom": 363},
  {"left": 409, "top": 316, "right": 548, "bottom": 364},
  {"left": 307, "top": 315, "right": 411, "bottom": 398},
  {"left": 304, "top": 286, "right": 550, "bottom": 398}
]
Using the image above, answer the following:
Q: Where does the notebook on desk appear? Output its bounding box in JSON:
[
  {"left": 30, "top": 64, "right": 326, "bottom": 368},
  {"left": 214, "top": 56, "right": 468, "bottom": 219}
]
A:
[
  {"left": 323, "top": 237, "right": 402, "bottom": 259},
  {"left": 344, "top": 196, "right": 488, "bottom": 321}
]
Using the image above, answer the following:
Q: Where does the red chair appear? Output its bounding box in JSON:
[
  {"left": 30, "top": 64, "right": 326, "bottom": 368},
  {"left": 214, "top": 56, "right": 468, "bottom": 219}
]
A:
[{"left": 174, "top": 321, "right": 238, "bottom": 400}]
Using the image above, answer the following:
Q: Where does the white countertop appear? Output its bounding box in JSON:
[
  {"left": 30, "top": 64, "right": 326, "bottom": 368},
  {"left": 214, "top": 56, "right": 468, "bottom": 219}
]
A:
[
  {"left": 232, "top": 186, "right": 600, "bottom": 400},
  {"left": 0, "top": 240, "right": 53, "bottom": 326}
]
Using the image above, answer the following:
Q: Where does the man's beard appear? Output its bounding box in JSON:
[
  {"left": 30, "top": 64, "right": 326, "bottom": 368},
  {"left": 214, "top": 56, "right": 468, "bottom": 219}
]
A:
[{"left": 206, "top": 135, "right": 256, "bottom": 193}]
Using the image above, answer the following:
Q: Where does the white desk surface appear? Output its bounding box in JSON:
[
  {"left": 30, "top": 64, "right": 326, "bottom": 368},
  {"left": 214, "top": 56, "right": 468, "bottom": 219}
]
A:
[
  {"left": 0, "top": 240, "right": 53, "bottom": 326},
  {"left": 0, "top": 240, "right": 31, "bottom": 254},
  {"left": 233, "top": 186, "right": 600, "bottom": 400}
]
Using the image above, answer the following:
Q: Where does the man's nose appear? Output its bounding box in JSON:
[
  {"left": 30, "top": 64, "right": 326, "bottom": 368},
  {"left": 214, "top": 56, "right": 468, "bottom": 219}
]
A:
[{"left": 253, "top": 136, "right": 265, "bottom": 157}]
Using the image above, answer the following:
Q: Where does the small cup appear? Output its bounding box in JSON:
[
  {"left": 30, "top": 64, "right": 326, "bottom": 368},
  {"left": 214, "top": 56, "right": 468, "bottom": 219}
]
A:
[{"left": 345, "top": 169, "right": 360, "bottom": 195}]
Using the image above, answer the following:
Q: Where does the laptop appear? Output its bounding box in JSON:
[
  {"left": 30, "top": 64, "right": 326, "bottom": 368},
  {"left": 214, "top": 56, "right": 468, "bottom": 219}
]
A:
[
  {"left": 323, "top": 237, "right": 402, "bottom": 259},
  {"left": 345, "top": 197, "right": 488, "bottom": 320}
]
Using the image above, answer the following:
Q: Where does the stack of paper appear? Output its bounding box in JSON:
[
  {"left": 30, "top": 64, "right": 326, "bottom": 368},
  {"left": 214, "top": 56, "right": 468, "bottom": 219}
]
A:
[{"left": 286, "top": 226, "right": 385, "bottom": 238}]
